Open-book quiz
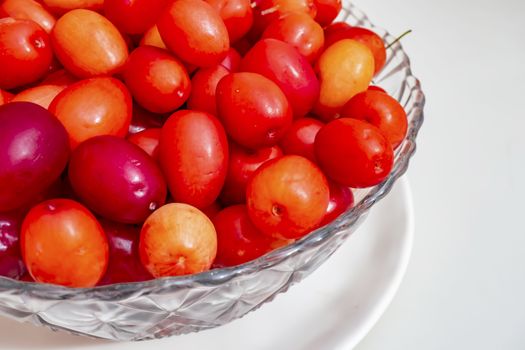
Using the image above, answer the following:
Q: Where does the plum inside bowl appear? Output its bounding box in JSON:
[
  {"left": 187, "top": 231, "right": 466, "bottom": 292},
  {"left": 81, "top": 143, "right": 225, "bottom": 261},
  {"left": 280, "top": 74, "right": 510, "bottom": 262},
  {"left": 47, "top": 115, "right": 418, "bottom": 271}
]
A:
[{"left": 0, "top": 1, "right": 424, "bottom": 341}]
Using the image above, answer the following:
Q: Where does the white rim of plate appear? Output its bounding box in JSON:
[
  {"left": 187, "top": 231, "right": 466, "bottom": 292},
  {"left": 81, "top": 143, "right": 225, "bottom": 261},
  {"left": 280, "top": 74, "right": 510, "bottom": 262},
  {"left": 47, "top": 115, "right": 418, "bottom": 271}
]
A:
[{"left": 345, "top": 177, "right": 415, "bottom": 349}]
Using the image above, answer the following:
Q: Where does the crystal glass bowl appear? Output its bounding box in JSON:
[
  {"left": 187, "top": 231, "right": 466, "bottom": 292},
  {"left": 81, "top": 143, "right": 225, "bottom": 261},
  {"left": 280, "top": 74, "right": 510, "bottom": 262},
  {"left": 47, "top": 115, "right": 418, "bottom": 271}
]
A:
[{"left": 0, "top": 2, "right": 425, "bottom": 341}]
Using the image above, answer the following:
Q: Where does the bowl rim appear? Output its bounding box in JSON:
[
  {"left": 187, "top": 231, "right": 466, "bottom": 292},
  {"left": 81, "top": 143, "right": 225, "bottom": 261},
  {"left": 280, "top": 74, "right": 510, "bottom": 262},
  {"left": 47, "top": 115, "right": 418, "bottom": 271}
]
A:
[{"left": 0, "top": 2, "right": 425, "bottom": 299}]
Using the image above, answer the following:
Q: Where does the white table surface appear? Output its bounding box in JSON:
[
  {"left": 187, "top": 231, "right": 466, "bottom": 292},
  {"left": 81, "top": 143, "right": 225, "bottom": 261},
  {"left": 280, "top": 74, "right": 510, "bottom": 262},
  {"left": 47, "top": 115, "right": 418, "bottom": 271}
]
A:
[{"left": 352, "top": 0, "right": 525, "bottom": 348}]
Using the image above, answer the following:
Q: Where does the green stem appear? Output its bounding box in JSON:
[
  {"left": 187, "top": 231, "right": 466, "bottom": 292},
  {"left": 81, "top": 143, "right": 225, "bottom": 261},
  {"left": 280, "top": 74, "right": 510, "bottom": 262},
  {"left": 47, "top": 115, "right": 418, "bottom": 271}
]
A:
[{"left": 386, "top": 29, "right": 413, "bottom": 50}]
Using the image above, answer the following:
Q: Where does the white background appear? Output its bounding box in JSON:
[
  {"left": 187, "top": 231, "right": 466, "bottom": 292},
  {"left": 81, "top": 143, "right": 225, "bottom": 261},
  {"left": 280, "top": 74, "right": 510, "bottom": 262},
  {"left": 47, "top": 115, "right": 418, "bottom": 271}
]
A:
[{"left": 353, "top": 0, "right": 525, "bottom": 348}]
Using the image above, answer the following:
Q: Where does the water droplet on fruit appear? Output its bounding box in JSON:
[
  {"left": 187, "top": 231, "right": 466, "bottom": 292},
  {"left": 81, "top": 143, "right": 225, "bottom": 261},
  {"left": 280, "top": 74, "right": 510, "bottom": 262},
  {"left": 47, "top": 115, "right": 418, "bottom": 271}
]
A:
[
  {"left": 234, "top": 89, "right": 240, "bottom": 93},
  {"left": 47, "top": 203, "right": 56, "bottom": 212},
  {"left": 149, "top": 202, "right": 158, "bottom": 211}
]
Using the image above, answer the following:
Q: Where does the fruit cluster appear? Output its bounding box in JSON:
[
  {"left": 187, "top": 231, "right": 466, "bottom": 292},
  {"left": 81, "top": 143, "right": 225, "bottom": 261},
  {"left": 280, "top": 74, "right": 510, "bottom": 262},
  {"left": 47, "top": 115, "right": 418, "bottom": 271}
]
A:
[{"left": 0, "top": 0, "right": 408, "bottom": 288}]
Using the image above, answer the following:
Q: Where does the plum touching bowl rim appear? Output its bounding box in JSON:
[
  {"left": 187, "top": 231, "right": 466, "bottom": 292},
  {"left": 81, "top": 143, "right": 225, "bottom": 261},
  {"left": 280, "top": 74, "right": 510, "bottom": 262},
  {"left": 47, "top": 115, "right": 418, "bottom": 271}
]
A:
[{"left": 0, "top": 2, "right": 425, "bottom": 300}]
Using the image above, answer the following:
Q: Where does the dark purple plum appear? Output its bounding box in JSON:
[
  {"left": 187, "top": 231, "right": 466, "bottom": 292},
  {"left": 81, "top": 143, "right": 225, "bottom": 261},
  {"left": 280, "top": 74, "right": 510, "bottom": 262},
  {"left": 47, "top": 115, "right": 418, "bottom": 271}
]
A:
[
  {"left": 68, "top": 135, "right": 167, "bottom": 224},
  {"left": 97, "top": 220, "right": 153, "bottom": 285},
  {"left": 0, "top": 102, "right": 70, "bottom": 212},
  {"left": 0, "top": 210, "right": 26, "bottom": 279}
]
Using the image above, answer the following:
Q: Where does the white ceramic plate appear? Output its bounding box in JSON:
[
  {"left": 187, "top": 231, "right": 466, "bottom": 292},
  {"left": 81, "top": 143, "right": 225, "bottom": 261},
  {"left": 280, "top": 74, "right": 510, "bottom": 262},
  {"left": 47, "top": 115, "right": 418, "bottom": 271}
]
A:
[{"left": 0, "top": 177, "right": 414, "bottom": 350}]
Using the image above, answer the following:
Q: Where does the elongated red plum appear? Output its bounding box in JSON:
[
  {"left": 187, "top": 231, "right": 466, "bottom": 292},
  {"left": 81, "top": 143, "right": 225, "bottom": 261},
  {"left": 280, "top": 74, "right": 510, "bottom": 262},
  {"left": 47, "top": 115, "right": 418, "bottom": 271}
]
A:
[
  {"left": 0, "top": 102, "right": 70, "bottom": 212},
  {"left": 216, "top": 72, "right": 293, "bottom": 149},
  {"left": 157, "top": 0, "right": 230, "bottom": 67},
  {"left": 69, "top": 135, "right": 167, "bottom": 224},
  {"left": 241, "top": 38, "right": 319, "bottom": 118},
  {"left": 160, "top": 110, "right": 228, "bottom": 208}
]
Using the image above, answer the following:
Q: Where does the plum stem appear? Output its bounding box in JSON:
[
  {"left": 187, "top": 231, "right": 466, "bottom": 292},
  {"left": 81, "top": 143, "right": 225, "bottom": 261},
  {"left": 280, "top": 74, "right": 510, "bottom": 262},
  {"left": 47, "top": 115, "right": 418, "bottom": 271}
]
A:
[{"left": 386, "top": 29, "right": 413, "bottom": 50}]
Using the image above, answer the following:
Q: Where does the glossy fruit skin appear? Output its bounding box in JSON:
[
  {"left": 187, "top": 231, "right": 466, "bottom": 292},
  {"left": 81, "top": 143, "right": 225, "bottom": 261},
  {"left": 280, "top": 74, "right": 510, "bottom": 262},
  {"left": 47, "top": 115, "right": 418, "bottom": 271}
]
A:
[
  {"left": 0, "top": 0, "right": 56, "bottom": 33},
  {"left": 246, "top": 155, "right": 329, "bottom": 239},
  {"left": 0, "top": 18, "right": 53, "bottom": 90},
  {"left": 313, "top": 0, "right": 341, "bottom": 27},
  {"left": 279, "top": 117, "right": 324, "bottom": 162},
  {"left": 127, "top": 128, "right": 161, "bottom": 160},
  {"left": 104, "top": 0, "right": 168, "bottom": 34},
  {"left": 160, "top": 110, "right": 229, "bottom": 208},
  {"left": 140, "top": 25, "right": 166, "bottom": 49},
  {"left": 157, "top": 0, "right": 230, "bottom": 67},
  {"left": 0, "top": 102, "right": 69, "bottom": 212},
  {"left": 241, "top": 39, "right": 320, "bottom": 118},
  {"left": 12, "top": 84, "right": 65, "bottom": 109},
  {"left": 205, "top": 0, "right": 253, "bottom": 43},
  {"left": 187, "top": 64, "right": 230, "bottom": 116},
  {"left": 341, "top": 90, "right": 408, "bottom": 149},
  {"left": 315, "top": 118, "right": 394, "bottom": 188},
  {"left": 21, "top": 199, "right": 109, "bottom": 288},
  {"left": 220, "top": 143, "right": 283, "bottom": 205},
  {"left": 69, "top": 135, "right": 167, "bottom": 224},
  {"left": 51, "top": 9, "right": 128, "bottom": 78},
  {"left": 42, "top": 0, "right": 104, "bottom": 14},
  {"left": 49, "top": 77, "right": 132, "bottom": 149},
  {"left": 314, "top": 39, "right": 374, "bottom": 121},
  {"left": 139, "top": 203, "right": 217, "bottom": 277},
  {"left": 323, "top": 23, "right": 386, "bottom": 75},
  {"left": 250, "top": 0, "right": 316, "bottom": 39},
  {"left": 212, "top": 205, "right": 273, "bottom": 267},
  {"left": 97, "top": 220, "right": 153, "bottom": 285},
  {"left": 319, "top": 180, "right": 354, "bottom": 226},
  {"left": 216, "top": 72, "right": 293, "bottom": 149},
  {"left": 262, "top": 12, "right": 324, "bottom": 62},
  {"left": 123, "top": 46, "right": 191, "bottom": 114},
  {"left": 0, "top": 210, "right": 26, "bottom": 279}
]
